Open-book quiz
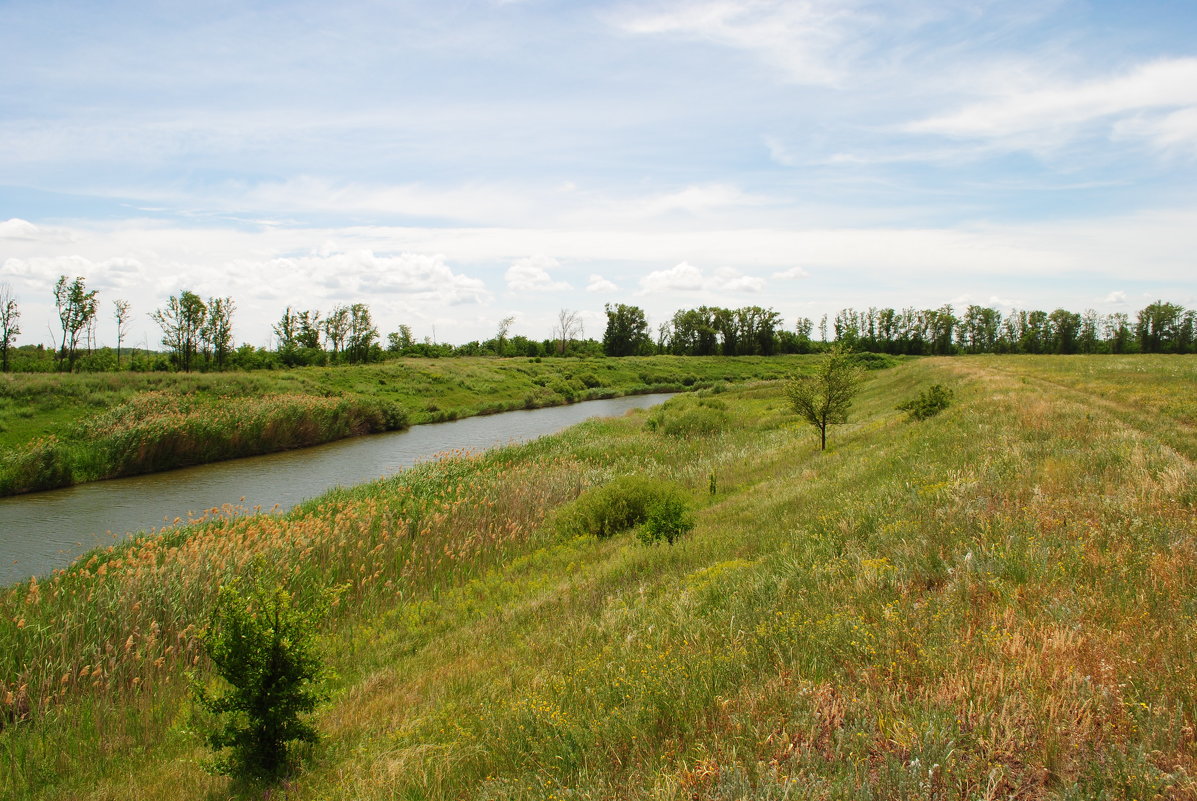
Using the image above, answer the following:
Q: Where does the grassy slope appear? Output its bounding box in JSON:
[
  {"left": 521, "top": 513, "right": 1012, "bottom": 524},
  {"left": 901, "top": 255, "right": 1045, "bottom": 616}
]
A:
[
  {"left": 3, "top": 355, "right": 1196, "bottom": 800},
  {"left": 0, "top": 356, "right": 798, "bottom": 451}
]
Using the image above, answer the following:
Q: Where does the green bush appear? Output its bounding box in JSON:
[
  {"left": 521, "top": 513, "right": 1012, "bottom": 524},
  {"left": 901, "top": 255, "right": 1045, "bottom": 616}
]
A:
[
  {"left": 637, "top": 495, "right": 694, "bottom": 545},
  {"left": 646, "top": 397, "right": 730, "bottom": 437},
  {"left": 194, "top": 577, "right": 330, "bottom": 782},
  {"left": 898, "top": 383, "right": 955, "bottom": 420},
  {"left": 552, "top": 475, "right": 681, "bottom": 539}
]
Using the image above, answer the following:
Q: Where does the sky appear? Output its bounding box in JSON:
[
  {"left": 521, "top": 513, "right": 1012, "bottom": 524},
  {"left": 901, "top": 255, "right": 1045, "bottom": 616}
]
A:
[{"left": 2, "top": 0, "right": 1196, "bottom": 349}]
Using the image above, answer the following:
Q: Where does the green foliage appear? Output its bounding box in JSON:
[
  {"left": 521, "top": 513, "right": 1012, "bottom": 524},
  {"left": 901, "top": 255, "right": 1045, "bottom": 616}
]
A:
[
  {"left": 194, "top": 577, "right": 330, "bottom": 782},
  {"left": 636, "top": 494, "right": 694, "bottom": 545},
  {"left": 0, "top": 435, "right": 73, "bottom": 494},
  {"left": 645, "top": 397, "right": 731, "bottom": 437},
  {"left": 785, "top": 344, "right": 866, "bottom": 450},
  {"left": 552, "top": 475, "right": 680, "bottom": 539},
  {"left": 898, "top": 383, "right": 955, "bottom": 420}
]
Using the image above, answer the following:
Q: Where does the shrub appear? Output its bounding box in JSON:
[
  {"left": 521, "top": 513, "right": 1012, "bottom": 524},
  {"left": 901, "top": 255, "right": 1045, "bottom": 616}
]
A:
[
  {"left": 637, "top": 495, "right": 694, "bottom": 545},
  {"left": 194, "top": 577, "right": 330, "bottom": 782},
  {"left": 898, "top": 384, "right": 954, "bottom": 420},
  {"left": 646, "top": 398, "right": 730, "bottom": 437},
  {"left": 552, "top": 475, "right": 680, "bottom": 539}
]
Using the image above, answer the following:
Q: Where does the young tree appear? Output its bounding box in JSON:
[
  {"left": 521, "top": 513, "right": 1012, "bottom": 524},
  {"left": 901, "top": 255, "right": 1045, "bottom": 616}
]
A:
[
  {"left": 0, "top": 284, "right": 20, "bottom": 372},
  {"left": 53, "top": 275, "right": 99, "bottom": 371},
  {"left": 195, "top": 577, "right": 328, "bottom": 781},
  {"left": 152, "top": 290, "right": 207, "bottom": 371},
  {"left": 784, "top": 345, "right": 865, "bottom": 451},
  {"left": 552, "top": 308, "right": 583, "bottom": 355},
  {"left": 113, "top": 299, "right": 131, "bottom": 369}
]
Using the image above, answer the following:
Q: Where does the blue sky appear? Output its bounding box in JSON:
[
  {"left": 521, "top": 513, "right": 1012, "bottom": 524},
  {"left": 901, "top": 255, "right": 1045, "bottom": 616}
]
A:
[{"left": 2, "top": 0, "right": 1195, "bottom": 348}]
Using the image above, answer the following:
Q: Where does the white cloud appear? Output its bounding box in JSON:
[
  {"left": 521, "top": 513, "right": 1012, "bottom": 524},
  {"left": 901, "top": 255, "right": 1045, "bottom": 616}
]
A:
[
  {"left": 772, "top": 266, "right": 810, "bottom": 279},
  {"left": 907, "top": 57, "right": 1197, "bottom": 151},
  {"left": 1103, "top": 290, "right": 1128, "bottom": 304},
  {"left": 586, "top": 274, "right": 618, "bottom": 293},
  {"left": 615, "top": 0, "right": 863, "bottom": 85},
  {"left": 639, "top": 261, "right": 763, "bottom": 295},
  {"left": 635, "top": 184, "right": 765, "bottom": 217},
  {"left": 1113, "top": 107, "right": 1197, "bottom": 155},
  {"left": 504, "top": 255, "right": 571, "bottom": 293}
]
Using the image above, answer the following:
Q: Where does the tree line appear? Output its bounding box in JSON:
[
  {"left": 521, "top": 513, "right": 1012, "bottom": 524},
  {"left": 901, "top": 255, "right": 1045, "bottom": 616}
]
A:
[{"left": 0, "top": 275, "right": 1193, "bottom": 373}]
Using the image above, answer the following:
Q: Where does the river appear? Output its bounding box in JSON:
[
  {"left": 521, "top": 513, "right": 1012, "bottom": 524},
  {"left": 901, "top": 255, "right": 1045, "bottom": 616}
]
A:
[{"left": 0, "top": 393, "right": 672, "bottom": 585}]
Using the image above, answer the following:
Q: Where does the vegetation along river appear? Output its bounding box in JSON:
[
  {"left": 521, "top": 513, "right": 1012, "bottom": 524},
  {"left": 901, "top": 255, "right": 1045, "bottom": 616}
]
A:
[{"left": 0, "top": 393, "right": 673, "bottom": 586}]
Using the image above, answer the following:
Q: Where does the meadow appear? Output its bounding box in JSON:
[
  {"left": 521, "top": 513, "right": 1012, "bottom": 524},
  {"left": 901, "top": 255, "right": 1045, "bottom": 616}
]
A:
[
  {"left": 1, "top": 354, "right": 1195, "bottom": 800},
  {"left": 0, "top": 355, "right": 800, "bottom": 495}
]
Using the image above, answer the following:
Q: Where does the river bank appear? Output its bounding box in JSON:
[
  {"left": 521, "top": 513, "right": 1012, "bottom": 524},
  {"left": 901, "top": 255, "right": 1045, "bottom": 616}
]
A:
[
  {"left": 0, "top": 392, "right": 675, "bottom": 585},
  {"left": 0, "top": 355, "right": 808, "bottom": 496}
]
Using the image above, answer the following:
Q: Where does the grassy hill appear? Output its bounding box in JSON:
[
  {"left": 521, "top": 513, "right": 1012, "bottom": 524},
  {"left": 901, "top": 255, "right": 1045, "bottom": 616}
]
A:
[{"left": 2, "top": 355, "right": 1195, "bottom": 799}]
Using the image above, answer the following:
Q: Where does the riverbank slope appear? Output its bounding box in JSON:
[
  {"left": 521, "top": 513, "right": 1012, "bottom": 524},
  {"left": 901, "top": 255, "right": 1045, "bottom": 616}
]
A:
[
  {"left": 0, "top": 355, "right": 806, "bottom": 495},
  {"left": 2, "top": 355, "right": 1195, "bottom": 799}
]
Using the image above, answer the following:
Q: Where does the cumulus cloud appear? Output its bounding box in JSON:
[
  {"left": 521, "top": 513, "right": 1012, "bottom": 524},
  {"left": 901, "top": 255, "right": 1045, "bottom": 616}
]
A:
[
  {"left": 586, "top": 274, "right": 618, "bottom": 293},
  {"left": 275, "top": 250, "right": 491, "bottom": 305},
  {"left": 639, "top": 261, "right": 763, "bottom": 295},
  {"left": 1103, "top": 290, "right": 1128, "bottom": 304},
  {"left": 772, "top": 266, "right": 810, "bottom": 279},
  {"left": 504, "top": 255, "right": 571, "bottom": 293},
  {"left": 0, "top": 218, "right": 73, "bottom": 243}
]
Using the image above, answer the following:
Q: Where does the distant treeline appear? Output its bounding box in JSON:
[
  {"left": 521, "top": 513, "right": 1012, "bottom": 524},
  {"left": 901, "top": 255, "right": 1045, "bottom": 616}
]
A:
[{"left": 2, "top": 272, "right": 1194, "bottom": 374}]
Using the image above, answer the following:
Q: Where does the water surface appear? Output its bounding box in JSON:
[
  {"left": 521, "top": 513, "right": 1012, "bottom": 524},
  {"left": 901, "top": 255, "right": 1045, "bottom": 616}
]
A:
[{"left": 0, "top": 393, "right": 671, "bottom": 585}]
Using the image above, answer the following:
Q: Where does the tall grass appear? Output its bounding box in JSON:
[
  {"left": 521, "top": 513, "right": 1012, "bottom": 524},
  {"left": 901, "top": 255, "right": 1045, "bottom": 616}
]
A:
[{"left": 3, "top": 355, "right": 1194, "bottom": 799}]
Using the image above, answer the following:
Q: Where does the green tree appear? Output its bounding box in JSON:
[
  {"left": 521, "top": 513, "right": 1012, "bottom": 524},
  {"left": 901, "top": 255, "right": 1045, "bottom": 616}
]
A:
[
  {"left": 152, "top": 290, "right": 207, "bottom": 371},
  {"left": 602, "top": 303, "right": 651, "bottom": 357},
  {"left": 204, "top": 297, "right": 236, "bottom": 369},
  {"left": 784, "top": 345, "right": 865, "bottom": 451},
  {"left": 194, "top": 578, "right": 329, "bottom": 782},
  {"left": 53, "top": 275, "right": 99, "bottom": 371},
  {"left": 323, "top": 305, "right": 350, "bottom": 361},
  {"left": 345, "top": 303, "right": 377, "bottom": 363},
  {"left": 0, "top": 283, "right": 19, "bottom": 373}
]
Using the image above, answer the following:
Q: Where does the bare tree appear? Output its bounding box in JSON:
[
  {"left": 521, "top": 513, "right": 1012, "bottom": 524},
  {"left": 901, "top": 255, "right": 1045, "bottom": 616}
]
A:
[
  {"left": 0, "top": 284, "right": 20, "bottom": 372},
  {"left": 113, "top": 299, "right": 131, "bottom": 369},
  {"left": 552, "top": 308, "right": 583, "bottom": 355}
]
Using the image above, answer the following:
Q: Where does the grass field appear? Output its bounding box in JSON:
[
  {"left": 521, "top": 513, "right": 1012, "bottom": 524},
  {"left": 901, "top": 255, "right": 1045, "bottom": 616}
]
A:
[
  {"left": 1, "top": 354, "right": 1194, "bottom": 800},
  {"left": 0, "top": 355, "right": 803, "bottom": 495}
]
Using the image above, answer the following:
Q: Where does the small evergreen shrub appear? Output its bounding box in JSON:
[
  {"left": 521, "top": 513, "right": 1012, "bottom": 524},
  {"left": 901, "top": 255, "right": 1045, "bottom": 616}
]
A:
[
  {"left": 898, "top": 384, "right": 955, "bottom": 420},
  {"left": 552, "top": 476, "right": 680, "bottom": 538},
  {"left": 637, "top": 495, "right": 694, "bottom": 545},
  {"left": 194, "top": 577, "right": 330, "bottom": 782}
]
